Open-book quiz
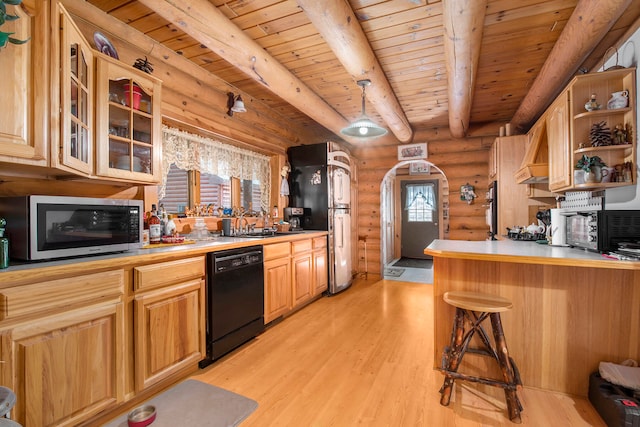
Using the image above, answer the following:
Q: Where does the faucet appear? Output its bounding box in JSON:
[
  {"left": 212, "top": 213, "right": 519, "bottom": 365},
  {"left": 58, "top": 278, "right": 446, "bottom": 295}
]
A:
[{"left": 236, "top": 214, "right": 249, "bottom": 235}]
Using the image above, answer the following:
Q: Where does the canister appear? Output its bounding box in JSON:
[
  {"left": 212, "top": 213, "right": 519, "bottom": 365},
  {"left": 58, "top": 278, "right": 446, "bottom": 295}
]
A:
[{"left": 549, "top": 209, "right": 568, "bottom": 246}]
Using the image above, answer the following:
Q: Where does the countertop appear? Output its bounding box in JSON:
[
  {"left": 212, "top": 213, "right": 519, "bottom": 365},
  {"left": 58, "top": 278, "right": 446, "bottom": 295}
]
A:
[
  {"left": 0, "top": 230, "right": 328, "bottom": 286},
  {"left": 425, "top": 239, "right": 640, "bottom": 270}
]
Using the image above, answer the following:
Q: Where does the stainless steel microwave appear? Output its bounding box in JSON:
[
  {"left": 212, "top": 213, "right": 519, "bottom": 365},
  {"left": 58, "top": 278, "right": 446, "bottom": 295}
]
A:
[
  {"left": 565, "top": 210, "right": 640, "bottom": 252},
  {"left": 0, "top": 195, "right": 143, "bottom": 261}
]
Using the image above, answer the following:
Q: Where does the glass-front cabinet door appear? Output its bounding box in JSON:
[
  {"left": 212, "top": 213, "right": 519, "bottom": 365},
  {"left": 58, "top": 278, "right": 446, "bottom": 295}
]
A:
[
  {"left": 59, "top": 8, "right": 93, "bottom": 175},
  {"left": 95, "top": 54, "right": 162, "bottom": 183}
]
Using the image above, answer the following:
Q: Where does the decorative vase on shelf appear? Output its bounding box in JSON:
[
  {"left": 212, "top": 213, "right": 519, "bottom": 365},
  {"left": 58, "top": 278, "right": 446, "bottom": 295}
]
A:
[
  {"left": 607, "top": 90, "right": 629, "bottom": 109},
  {"left": 584, "top": 94, "right": 601, "bottom": 111},
  {"left": 583, "top": 167, "right": 602, "bottom": 184}
]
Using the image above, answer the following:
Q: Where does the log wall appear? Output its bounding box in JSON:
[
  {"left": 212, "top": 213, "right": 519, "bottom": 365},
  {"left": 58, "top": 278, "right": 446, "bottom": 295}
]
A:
[{"left": 352, "top": 137, "right": 491, "bottom": 276}]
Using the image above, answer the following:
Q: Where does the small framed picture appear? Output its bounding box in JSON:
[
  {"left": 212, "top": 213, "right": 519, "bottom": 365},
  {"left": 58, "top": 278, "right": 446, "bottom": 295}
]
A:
[
  {"left": 409, "top": 162, "right": 430, "bottom": 175},
  {"left": 398, "top": 143, "right": 427, "bottom": 160}
]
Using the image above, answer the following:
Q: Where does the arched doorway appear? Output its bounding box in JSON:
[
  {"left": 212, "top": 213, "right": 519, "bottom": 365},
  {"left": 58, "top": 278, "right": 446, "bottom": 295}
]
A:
[{"left": 379, "top": 160, "right": 450, "bottom": 277}]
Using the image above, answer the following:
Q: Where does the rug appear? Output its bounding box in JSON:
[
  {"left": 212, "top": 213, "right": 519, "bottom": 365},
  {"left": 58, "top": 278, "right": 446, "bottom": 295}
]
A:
[
  {"left": 103, "top": 379, "right": 258, "bottom": 427},
  {"left": 392, "top": 257, "right": 433, "bottom": 269},
  {"left": 384, "top": 267, "right": 405, "bottom": 277}
]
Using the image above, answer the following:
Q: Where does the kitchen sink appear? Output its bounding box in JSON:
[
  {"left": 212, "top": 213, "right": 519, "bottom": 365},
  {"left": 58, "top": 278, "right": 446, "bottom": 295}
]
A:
[{"left": 235, "top": 230, "right": 305, "bottom": 238}]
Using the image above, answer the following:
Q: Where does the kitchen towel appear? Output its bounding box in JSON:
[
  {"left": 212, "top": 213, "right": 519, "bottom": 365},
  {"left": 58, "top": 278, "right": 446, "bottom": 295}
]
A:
[
  {"left": 599, "top": 360, "right": 640, "bottom": 391},
  {"left": 103, "top": 379, "right": 258, "bottom": 427}
]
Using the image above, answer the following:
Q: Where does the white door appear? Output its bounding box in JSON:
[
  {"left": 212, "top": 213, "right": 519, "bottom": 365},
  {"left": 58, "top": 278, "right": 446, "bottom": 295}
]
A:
[
  {"left": 333, "top": 210, "right": 352, "bottom": 291},
  {"left": 332, "top": 167, "right": 350, "bottom": 206}
]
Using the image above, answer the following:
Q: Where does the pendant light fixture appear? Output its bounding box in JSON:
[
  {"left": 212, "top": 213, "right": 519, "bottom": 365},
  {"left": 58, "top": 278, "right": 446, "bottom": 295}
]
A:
[{"left": 340, "top": 79, "right": 388, "bottom": 138}]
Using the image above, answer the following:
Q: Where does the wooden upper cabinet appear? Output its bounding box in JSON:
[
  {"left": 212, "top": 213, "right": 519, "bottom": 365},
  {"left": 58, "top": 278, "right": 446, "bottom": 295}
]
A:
[
  {"left": 0, "top": 0, "right": 49, "bottom": 164},
  {"left": 488, "top": 140, "right": 498, "bottom": 182},
  {"left": 56, "top": 5, "right": 94, "bottom": 175},
  {"left": 547, "top": 91, "right": 572, "bottom": 192},
  {"left": 546, "top": 68, "right": 637, "bottom": 192},
  {"left": 567, "top": 68, "right": 637, "bottom": 190},
  {"left": 492, "top": 136, "right": 530, "bottom": 238},
  {"left": 95, "top": 54, "right": 162, "bottom": 184}
]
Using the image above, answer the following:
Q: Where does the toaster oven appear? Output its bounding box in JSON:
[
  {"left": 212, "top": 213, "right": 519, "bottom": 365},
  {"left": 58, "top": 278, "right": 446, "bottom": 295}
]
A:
[{"left": 565, "top": 210, "right": 640, "bottom": 252}]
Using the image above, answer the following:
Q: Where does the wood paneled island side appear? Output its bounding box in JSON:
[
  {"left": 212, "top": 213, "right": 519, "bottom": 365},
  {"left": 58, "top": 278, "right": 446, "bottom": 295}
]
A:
[{"left": 425, "top": 239, "right": 640, "bottom": 396}]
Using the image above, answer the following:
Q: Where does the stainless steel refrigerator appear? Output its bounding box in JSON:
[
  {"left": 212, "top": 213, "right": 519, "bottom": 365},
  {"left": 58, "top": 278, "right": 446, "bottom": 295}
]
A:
[{"left": 288, "top": 142, "right": 352, "bottom": 294}]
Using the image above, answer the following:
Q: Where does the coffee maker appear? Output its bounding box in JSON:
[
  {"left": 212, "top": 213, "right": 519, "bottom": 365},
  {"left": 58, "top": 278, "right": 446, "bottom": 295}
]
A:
[{"left": 283, "top": 207, "right": 310, "bottom": 231}]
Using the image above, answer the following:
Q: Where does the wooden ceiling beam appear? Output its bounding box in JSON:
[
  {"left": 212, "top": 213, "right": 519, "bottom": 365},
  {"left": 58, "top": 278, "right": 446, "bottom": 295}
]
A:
[
  {"left": 295, "top": 0, "right": 413, "bottom": 143},
  {"left": 443, "top": 0, "right": 488, "bottom": 138},
  {"left": 60, "top": 0, "right": 313, "bottom": 147},
  {"left": 135, "top": 0, "right": 366, "bottom": 144},
  {"left": 511, "top": 0, "right": 632, "bottom": 132}
]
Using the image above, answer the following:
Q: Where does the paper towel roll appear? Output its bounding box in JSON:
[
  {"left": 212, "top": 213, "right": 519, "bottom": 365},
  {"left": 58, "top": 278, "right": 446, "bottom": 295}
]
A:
[{"left": 549, "top": 208, "right": 568, "bottom": 246}]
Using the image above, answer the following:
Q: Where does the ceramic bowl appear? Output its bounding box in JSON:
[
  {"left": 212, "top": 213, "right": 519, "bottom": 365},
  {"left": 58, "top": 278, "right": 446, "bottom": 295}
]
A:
[{"left": 127, "top": 404, "right": 156, "bottom": 427}]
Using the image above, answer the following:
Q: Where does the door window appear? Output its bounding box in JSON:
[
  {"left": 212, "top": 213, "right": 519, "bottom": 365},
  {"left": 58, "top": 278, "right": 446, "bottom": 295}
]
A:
[{"left": 405, "top": 183, "right": 436, "bottom": 222}]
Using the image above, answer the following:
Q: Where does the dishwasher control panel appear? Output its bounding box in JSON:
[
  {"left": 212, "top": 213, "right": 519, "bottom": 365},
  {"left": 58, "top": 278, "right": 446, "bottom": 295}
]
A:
[{"left": 215, "top": 249, "right": 263, "bottom": 272}]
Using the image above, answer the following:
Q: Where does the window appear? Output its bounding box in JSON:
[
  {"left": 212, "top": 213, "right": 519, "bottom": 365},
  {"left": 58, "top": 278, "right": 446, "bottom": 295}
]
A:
[
  {"left": 200, "top": 172, "right": 231, "bottom": 209},
  {"left": 405, "top": 183, "right": 436, "bottom": 222},
  {"left": 159, "top": 126, "right": 271, "bottom": 213},
  {"left": 159, "top": 164, "right": 188, "bottom": 213}
]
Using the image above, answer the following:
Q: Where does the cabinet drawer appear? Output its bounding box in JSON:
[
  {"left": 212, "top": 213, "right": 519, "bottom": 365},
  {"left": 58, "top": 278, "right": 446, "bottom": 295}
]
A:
[
  {"left": 313, "top": 237, "right": 327, "bottom": 249},
  {"left": 134, "top": 256, "right": 205, "bottom": 292},
  {"left": 292, "top": 239, "right": 312, "bottom": 254},
  {"left": 0, "top": 270, "right": 124, "bottom": 321},
  {"left": 264, "top": 242, "right": 290, "bottom": 260}
]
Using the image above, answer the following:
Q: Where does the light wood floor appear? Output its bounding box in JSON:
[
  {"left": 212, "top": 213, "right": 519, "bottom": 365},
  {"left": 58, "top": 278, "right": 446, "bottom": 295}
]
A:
[{"left": 191, "top": 277, "right": 605, "bottom": 426}]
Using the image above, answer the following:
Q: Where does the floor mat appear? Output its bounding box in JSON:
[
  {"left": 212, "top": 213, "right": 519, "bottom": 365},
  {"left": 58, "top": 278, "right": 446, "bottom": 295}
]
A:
[
  {"left": 392, "top": 257, "right": 433, "bottom": 269},
  {"left": 103, "top": 379, "right": 258, "bottom": 426},
  {"left": 384, "top": 268, "right": 405, "bottom": 277}
]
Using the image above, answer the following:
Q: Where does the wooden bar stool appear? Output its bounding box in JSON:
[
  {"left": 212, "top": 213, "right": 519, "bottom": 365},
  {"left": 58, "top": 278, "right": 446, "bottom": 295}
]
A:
[{"left": 439, "top": 291, "right": 523, "bottom": 423}]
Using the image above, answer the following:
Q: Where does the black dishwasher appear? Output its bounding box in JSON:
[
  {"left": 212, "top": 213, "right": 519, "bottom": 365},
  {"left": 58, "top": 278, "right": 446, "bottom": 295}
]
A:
[{"left": 200, "top": 245, "right": 264, "bottom": 367}]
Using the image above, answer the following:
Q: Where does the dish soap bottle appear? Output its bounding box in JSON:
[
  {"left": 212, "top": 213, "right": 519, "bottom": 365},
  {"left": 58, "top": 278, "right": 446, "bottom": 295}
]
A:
[{"left": 0, "top": 218, "right": 8, "bottom": 269}]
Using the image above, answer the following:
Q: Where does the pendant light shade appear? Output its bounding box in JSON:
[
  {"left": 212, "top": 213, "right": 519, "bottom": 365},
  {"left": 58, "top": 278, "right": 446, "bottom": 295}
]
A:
[
  {"left": 231, "top": 95, "right": 246, "bottom": 113},
  {"left": 341, "top": 79, "right": 388, "bottom": 138},
  {"left": 226, "top": 92, "right": 247, "bottom": 116}
]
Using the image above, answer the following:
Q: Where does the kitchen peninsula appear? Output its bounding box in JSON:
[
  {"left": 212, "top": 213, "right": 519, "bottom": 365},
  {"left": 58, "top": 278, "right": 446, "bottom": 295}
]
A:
[{"left": 425, "top": 239, "right": 640, "bottom": 397}]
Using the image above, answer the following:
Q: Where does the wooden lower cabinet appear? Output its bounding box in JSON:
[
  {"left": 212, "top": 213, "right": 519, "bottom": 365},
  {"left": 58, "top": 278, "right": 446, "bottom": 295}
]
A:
[
  {"left": 0, "top": 270, "right": 125, "bottom": 427},
  {"left": 312, "top": 237, "right": 329, "bottom": 296},
  {"left": 292, "top": 239, "right": 313, "bottom": 307},
  {"left": 292, "top": 252, "right": 313, "bottom": 306},
  {"left": 133, "top": 257, "right": 206, "bottom": 391},
  {"left": 264, "top": 242, "right": 292, "bottom": 324},
  {"left": 264, "top": 236, "right": 328, "bottom": 324},
  {"left": 1, "top": 302, "right": 125, "bottom": 427}
]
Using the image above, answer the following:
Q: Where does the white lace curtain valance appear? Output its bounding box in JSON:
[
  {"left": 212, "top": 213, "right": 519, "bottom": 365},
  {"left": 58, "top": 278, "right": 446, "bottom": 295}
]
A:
[{"left": 159, "top": 125, "right": 271, "bottom": 213}]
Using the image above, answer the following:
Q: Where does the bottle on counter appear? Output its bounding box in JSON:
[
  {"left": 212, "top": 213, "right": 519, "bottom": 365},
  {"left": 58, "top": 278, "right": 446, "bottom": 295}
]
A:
[
  {"left": 159, "top": 204, "right": 168, "bottom": 235},
  {"left": 148, "top": 204, "right": 162, "bottom": 244},
  {"left": 165, "top": 214, "right": 177, "bottom": 237},
  {"left": 0, "top": 218, "right": 8, "bottom": 269}
]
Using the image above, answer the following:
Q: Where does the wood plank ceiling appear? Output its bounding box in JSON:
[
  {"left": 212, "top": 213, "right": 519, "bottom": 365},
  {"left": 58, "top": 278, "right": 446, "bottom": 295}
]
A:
[{"left": 86, "top": 0, "right": 640, "bottom": 148}]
